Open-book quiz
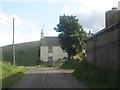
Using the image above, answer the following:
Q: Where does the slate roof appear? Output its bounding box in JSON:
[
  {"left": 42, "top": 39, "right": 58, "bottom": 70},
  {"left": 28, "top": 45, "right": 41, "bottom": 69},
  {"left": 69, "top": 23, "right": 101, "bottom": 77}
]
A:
[{"left": 41, "top": 37, "right": 61, "bottom": 46}]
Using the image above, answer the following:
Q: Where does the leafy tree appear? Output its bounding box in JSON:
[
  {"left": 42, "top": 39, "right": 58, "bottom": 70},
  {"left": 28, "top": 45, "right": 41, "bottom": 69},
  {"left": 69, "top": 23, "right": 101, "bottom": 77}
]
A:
[
  {"left": 54, "top": 14, "right": 88, "bottom": 59},
  {"left": 87, "top": 30, "right": 93, "bottom": 37}
]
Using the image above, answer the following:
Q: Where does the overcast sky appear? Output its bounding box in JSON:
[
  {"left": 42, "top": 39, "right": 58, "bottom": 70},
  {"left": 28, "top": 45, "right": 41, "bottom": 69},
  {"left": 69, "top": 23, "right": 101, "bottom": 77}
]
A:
[{"left": 0, "top": 0, "right": 119, "bottom": 47}]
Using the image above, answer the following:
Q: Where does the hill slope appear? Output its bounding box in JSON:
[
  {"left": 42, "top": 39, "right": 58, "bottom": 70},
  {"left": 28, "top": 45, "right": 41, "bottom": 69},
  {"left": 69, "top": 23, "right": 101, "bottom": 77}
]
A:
[{"left": 2, "top": 41, "right": 40, "bottom": 66}]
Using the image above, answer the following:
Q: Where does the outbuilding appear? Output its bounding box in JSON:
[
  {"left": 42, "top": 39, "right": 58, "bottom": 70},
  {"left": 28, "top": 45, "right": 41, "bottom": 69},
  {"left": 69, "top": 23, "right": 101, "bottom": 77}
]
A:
[{"left": 85, "top": 6, "right": 120, "bottom": 71}]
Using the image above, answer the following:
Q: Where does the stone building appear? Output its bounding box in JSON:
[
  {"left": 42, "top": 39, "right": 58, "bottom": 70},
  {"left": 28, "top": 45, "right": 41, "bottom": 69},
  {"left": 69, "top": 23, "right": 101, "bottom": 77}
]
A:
[{"left": 85, "top": 5, "right": 120, "bottom": 71}]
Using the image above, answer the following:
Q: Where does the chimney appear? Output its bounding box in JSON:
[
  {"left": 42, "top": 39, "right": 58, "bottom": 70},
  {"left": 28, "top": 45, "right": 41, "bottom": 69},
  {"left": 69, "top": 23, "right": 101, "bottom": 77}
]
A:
[
  {"left": 41, "top": 29, "right": 44, "bottom": 39},
  {"left": 118, "top": 1, "right": 120, "bottom": 10}
]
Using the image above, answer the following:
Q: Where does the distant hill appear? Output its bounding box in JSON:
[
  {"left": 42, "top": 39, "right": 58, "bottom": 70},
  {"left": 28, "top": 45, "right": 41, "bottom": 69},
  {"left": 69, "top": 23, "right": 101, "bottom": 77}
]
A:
[{"left": 2, "top": 41, "right": 40, "bottom": 66}]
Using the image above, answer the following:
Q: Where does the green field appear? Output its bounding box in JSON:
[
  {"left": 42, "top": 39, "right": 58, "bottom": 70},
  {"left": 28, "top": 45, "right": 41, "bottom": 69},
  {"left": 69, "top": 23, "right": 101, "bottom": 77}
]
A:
[{"left": 2, "top": 41, "right": 40, "bottom": 66}]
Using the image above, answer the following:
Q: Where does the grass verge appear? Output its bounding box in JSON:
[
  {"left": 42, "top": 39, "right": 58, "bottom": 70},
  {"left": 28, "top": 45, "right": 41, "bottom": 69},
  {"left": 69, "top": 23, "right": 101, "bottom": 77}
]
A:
[
  {"left": 35, "top": 64, "right": 52, "bottom": 67},
  {"left": 60, "top": 59, "right": 120, "bottom": 88},
  {"left": 72, "top": 60, "right": 120, "bottom": 88},
  {"left": 60, "top": 59, "right": 80, "bottom": 69},
  {"left": 35, "top": 62, "right": 64, "bottom": 68},
  {"left": 2, "top": 62, "right": 26, "bottom": 88}
]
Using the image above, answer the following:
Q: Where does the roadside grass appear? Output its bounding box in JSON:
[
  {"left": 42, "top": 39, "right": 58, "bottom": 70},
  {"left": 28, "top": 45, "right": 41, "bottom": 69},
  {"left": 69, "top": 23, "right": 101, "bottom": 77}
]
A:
[
  {"left": 52, "top": 63, "right": 63, "bottom": 67},
  {"left": 35, "top": 62, "right": 63, "bottom": 68},
  {"left": 60, "top": 59, "right": 119, "bottom": 88},
  {"left": 35, "top": 64, "right": 52, "bottom": 67},
  {"left": 2, "top": 62, "right": 26, "bottom": 88},
  {"left": 60, "top": 59, "right": 80, "bottom": 69},
  {"left": 72, "top": 60, "right": 120, "bottom": 88}
]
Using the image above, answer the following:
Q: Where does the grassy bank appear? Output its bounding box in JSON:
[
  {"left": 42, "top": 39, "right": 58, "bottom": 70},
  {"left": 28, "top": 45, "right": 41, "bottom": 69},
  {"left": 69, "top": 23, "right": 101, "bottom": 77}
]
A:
[
  {"left": 60, "top": 59, "right": 80, "bottom": 69},
  {"left": 73, "top": 61, "right": 120, "bottom": 88},
  {"left": 2, "top": 62, "right": 26, "bottom": 88},
  {"left": 61, "top": 59, "right": 120, "bottom": 88}
]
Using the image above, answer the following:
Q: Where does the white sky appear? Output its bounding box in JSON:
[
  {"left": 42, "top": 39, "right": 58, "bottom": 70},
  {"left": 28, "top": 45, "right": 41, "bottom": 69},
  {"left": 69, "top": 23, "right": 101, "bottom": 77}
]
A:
[{"left": 0, "top": 0, "right": 119, "bottom": 47}]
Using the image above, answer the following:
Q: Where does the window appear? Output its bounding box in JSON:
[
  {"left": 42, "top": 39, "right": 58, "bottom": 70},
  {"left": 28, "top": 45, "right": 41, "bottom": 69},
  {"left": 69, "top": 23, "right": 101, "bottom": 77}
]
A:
[{"left": 48, "top": 46, "right": 53, "bottom": 53}]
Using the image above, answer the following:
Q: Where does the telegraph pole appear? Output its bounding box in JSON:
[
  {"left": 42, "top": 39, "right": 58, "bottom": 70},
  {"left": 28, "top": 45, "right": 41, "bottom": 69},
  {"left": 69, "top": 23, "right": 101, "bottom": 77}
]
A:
[
  {"left": 13, "top": 18, "right": 15, "bottom": 65},
  {"left": 39, "top": 32, "right": 41, "bottom": 62}
]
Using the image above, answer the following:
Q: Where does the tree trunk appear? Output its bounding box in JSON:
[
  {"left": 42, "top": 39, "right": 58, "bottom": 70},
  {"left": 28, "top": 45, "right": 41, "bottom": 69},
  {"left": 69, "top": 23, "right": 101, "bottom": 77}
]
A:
[{"left": 68, "top": 55, "right": 71, "bottom": 60}]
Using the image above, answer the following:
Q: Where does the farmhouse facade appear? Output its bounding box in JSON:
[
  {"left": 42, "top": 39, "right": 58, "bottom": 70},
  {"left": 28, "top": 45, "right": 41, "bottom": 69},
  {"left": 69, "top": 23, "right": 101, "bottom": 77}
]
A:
[
  {"left": 85, "top": 4, "right": 120, "bottom": 71},
  {"left": 40, "top": 30, "right": 68, "bottom": 62}
]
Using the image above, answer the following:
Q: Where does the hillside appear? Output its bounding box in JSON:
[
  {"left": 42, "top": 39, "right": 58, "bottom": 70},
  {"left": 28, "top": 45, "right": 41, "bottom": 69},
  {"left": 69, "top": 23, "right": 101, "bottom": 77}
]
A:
[{"left": 2, "top": 41, "right": 40, "bottom": 66}]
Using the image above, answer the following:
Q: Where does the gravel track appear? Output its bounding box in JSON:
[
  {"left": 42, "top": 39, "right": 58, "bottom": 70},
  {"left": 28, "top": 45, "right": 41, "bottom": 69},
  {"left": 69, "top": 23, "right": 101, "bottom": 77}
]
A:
[{"left": 12, "top": 67, "right": 86, "bottom": 88}]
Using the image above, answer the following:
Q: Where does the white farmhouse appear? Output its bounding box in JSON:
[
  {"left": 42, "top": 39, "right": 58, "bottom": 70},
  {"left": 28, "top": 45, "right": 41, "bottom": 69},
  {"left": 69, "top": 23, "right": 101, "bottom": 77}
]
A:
[{"left": 40, "top": 29, "right": 68, "bottom": 62}]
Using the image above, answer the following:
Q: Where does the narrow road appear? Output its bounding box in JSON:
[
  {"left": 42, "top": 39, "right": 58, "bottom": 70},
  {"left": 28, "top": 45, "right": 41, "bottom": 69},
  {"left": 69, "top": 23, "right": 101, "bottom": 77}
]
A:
[{"left": 12, "top": 67, "right": 86, "bottom": 88}]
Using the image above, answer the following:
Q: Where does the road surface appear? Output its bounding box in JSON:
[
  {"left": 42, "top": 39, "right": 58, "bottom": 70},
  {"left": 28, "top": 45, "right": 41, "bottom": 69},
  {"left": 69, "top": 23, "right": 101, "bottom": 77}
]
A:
[{"left": 12, "top": 67, "right": 86, "bottom": 88}]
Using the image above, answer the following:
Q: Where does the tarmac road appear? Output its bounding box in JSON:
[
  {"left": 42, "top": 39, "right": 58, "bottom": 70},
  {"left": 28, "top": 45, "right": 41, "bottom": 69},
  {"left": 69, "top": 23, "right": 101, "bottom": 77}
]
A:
[{"left": 12, "top": 67, "right": 86, "bottom": 88}]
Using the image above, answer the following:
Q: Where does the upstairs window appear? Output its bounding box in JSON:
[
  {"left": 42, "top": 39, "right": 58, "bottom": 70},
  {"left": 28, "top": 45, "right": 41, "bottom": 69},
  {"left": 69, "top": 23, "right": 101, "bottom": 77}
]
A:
[{"left": 48, "top": 46, "right": 53, "bottom": 53}]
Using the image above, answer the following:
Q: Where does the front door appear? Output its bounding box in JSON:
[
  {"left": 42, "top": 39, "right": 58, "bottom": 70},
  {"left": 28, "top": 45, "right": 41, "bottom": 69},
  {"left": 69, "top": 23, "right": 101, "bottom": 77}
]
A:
[{"left": 48, "top": 57, "right": 53, "bottom": 64}]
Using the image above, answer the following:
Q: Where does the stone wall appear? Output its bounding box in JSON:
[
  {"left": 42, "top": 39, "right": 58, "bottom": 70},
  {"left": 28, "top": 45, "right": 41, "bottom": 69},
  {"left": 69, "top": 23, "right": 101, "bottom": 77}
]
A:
[
  {"left": 86, "top": 23, "right": 120, "bottom": 71},
  {"left": 118, "top": 23, "right": 120, "bottom": 73}
]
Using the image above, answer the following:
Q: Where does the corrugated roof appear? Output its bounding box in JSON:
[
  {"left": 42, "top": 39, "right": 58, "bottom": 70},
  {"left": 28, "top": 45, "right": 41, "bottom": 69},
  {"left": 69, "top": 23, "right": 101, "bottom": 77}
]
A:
[{"left": 41, "top": 37, "right": 61, "bottom": 46}]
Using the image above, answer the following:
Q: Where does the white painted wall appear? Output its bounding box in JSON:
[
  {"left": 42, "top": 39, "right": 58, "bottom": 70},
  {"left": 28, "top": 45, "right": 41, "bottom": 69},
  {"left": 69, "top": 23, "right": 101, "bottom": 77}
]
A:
[
  {"left": 40, "top": 46, "right": 68, "bottom": 62},
  {"left": 40, "top": 46, "right": 48, "bottom": 61}
]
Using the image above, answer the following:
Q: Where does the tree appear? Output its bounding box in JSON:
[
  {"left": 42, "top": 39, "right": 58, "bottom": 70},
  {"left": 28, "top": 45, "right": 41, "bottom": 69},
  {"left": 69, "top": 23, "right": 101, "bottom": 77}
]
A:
[
  {"left": 87, "top": 30, "right": 93, "bottom": 37},
  {"left": 54, "top": 14, "right": 87, "bottom": 59}
]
